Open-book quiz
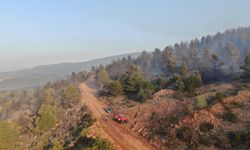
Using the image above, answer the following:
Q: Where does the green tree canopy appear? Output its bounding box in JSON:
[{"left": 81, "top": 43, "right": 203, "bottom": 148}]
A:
[
  {"left": 96, "top": 65, "right": 110, "bottom": 88},
  {"left": 42, "top": 88, "right": 54, "bottom": 105},
  {"left": 105, "top": 80, "right": 123, "bottom": 96},
  {"left": 0, "top": 121, "right": 18, "bottom": 149},
  {"left": 122, "top": 65, "right": 154, "bottom": 102},
  {"left": 35, "top": 104, "right": 57, "bottom": 132},
  {"left": 63, "top": 84, "right": 81, "bottom": 106}
]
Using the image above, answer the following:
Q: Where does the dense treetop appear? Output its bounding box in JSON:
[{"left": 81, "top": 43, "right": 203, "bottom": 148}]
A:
[{"left": 106, "top": 27, "right": 250, "bottom": 82}]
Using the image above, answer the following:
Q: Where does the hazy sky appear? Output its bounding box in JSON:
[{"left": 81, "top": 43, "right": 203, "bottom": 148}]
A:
[{"left": 0, "top": 0, "right": 250, "bottom": 72}]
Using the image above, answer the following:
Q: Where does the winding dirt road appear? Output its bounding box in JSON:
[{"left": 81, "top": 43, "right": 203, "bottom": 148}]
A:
[{"left": 80, "top": 83, "right": 154, "bottom": 150}]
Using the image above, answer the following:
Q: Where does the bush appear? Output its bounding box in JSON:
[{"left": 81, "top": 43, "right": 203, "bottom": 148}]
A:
[
  {"left": 42, "top": 88, "right": 55, "bottom": 104},
  {"left": 241, "top": 54, "right": 250, "bottom": 79},
  {"left": 213, "top": 133, "right": 231, "bottom": 149},
  {"left": 122, "top": 69, "right": 144, "bottom": 94},
  {"left": 199, "top": 122, "right": 214, "bottom": 132},
  {"left": 182, "top": 104, "right": 193, "bottom": 115},
  {"left": 122, "top": 66, "right": 154, "bottom": 102},
  {"left": 184, "top": 71, "right": 202, "bottom": 94},
  {"left": 151, "top": 77, "right": 168, "bottom": 92},
  {"left": 199, "top": 135, "right": 212, "bottom": 146},
  {"left": 176, "top": 126, "right": 193, "bottom": 142},
  {"left": 96, "top": 66, "right": 110, "bottom": 88},
  {"left": 136, "top": 80, "right": 154, "bottom": 102},
  {"left": 227, "top": 131, "right": 250, "bottom": 148},
  {"left": 174, "top": 76, "right": 185, "bottom": 92},
  {"left": 105, "top": 80, "right": 123, "bottom": 96},
  {"left": 150, "top": 112, "right": 160, "bottom": 121},
  {"left": 196, "top": 95, "right": 207, "bottom": 109},
  {"left": 172, "top": 71, "right": 202, "bottom": 95},
  {"left": 85, "top": 138, "right": 113, "bottom": 150},
  {"left": 230, "top": 101, "right": 244, "bottom": 108},
  {"left": 30, "top": 134, "right": 50, "bottom": 150},
  {"left": 63, "top": 84, "right": 81, "bottom": 107},
  {"left": 52, "top": 141, "right": 63, "bottom": 150},
  {"left": 215, "top": 92, "right": 225, "bottom": 102},
  {"left": 0, "top": 121, "right": 18, "bottom": 150},
  {"left": 35, "top": 104, "right": 57, "bottom": 132},
  {"left": 173, "top": 90, "right": 183, "bottom": 100},
  {"left": 222, "top": 111, "right": 238, "bottom": 123},
  {"left": 168, "top": 116, "right": 180, "bottom": 124}
]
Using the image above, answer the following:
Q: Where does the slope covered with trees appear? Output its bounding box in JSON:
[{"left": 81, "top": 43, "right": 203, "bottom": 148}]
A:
[
  {"left": 106, "top": 27, "right": 250, "bottom": 82},
  {"left": 90, "top": 27, "right": 250, "bottom": 149},
  {"left": 1, "top": 26, "right": 250, "bottom": 150},
  {"left": 84, "top": 27, "right": 250, "bottom": 105},
  {"left": 0, "top": 72, "right": 113, "bottom": 150}
]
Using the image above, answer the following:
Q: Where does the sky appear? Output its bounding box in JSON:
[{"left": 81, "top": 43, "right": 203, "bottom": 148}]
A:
[{"left": 0, "top": 0, "right": 250, "bottom": 72}]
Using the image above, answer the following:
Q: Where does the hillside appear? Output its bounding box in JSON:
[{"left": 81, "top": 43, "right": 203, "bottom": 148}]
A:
[
  {"left": 0, "top": 53, "right": 139, "bottom": 90},
  {"left": 100, "top": 81, "right": 250, "bottom": 149},
  {"left": 88, "top": 26, "right": 250, "bottom": 149},
  {"left": 0, "top": 26, "right": 250, "bottom": 150},
  {"left": 105, "top": 27, "right": 250, "bottom": 83}
]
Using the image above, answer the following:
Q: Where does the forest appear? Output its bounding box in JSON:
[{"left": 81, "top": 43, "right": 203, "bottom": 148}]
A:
[
  {"left": 105, "top": 27, "right": 250, "bottom": 82},
  {"left": 0, "top": 27, "right": 250, "bottom": 150},
  {"left": 0, "top": 71, "right": 113, "bottom": 149},
  {"left": 91, "top": 27, "right": 250, "bottom": 103}
]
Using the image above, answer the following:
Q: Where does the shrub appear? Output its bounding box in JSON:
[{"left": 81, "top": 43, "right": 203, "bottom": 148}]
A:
[
  {"left": 122, "top": 67, "right": 154, "bottom": 102},
  {"left": 42, "top": 88, "right": 55, "bottom": 104},
  {"left": 196, "top": 95, "right": 207, "bottom": 109},
  {"left": 151, "top": 77, "right": 168, "bottom": 92},
  {"left": 85, "top": 138, "right": 113, "bottom": 150},
  {"left": 215, "top": 92, "right": 225, "bottom": 102},
  {"left": 199, "top": 122, "right": 214, "bottom": 132},
  {"left": 96, "top": 66, "right": 110, "bottom": 88},
  {"left": 105, "top": 80, "right": 123, "bottom": 96},
  {"left": 222, "top": 111, "right": 238, "bottom": 123},
  {"left": 81, "top": 128, "right": 90, "bottom": 137},
  {"left": 214, "top": 134, "right": 230, "bottom": 149},
  {"left": 35, "top": 104, "right": 57, "bottom": 132},
  {"left": 182, "top": 104, "right": 193, "bottom": 115},
  {"left": 168, "top": 116, "right": 179, "bottom": 124},
  {"left": 63, "top": 84, "right": 81, "bottom": 107},
  {"left": 173, "top": 90, "right": 183, "bottom": 100},
  {"left": 150, "top": 112, "right": 160, "bottom": 121},
  {"left": 184, "top": 72, "right": 202, "bottom": 94},
  {"left": 174, "top": 76, "right": 185, "bottom": 92},
  {"left": 227, "top": 131, "right": 242, "bottom": 147},
  {"left": 176, "top": 126, "right": 193, "bottom": 142},
  {"left": 0, "top": 121, "right": 18, "bottom": 150},
  {"left": 136, "top": 80, "right": 154, "bottom": 102},
  {"left": 240, "top": 54, "right": 250, "bottom": 79},
  {"left": 122, "top": 70, "right": 144, "bottom": 94},
  {"left": 30, "top": 134, "right": 50, "bottom": 150},
  {"left": 152, "top": 124, "right": 169, "bottom": 137},
  {"left": 172, "top": 71, "right": 203, "bottom": 95},
  {"left": 230, "top": 101, "right": 244, "bottom": 108},
  {"left": 199, "top": 135, "right": 212, "bottom": 146},
  {"left": 227, "top": 131, "right": 250, "bottom": 148},
  {"left": 52, "top": 141, "right": 63, "bottom": 150}
]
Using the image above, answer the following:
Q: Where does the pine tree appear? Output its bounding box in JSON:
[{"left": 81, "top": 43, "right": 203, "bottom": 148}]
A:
[
  {"left": 138, "top": 51, "right": 152, "bottom": 76},
  {"left": 96, "top": 65, "right": 110, "bottom": 88},
  {"left": 222, "top": 43, "right": 239, "bottom": 73},
  {"left": 152, "top": 48, "right": 162, "bottom": 73},
  {"left": 163, "top": 46, "right": 176, "bottom": 76},
  {"left": 211, "top": 54, "right": 224, "bottom": 73}
]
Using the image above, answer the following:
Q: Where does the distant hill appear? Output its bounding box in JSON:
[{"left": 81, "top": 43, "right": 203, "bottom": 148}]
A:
[{"left": 0, "top": 53, "right": 140, "bottom": 90}]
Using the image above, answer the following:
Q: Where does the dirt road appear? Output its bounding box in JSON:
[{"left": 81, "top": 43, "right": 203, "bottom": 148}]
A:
[{"left": 80, "top": 83, "right": 154, "bottom": 150}]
